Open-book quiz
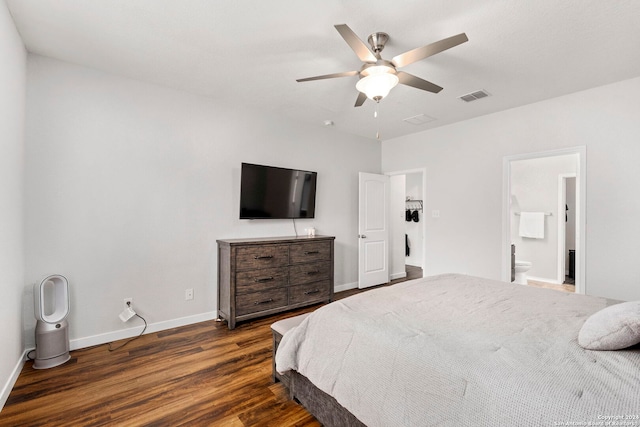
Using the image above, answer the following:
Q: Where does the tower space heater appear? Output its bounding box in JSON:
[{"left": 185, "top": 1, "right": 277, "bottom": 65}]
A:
[{"left": 33, "top": 275, "right": 71, "bottom": 369}]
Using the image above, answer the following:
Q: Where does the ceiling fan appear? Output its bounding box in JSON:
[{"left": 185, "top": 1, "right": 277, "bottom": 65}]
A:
[{"left": 297, "top": 24, "right": 468, "bottom": 107}]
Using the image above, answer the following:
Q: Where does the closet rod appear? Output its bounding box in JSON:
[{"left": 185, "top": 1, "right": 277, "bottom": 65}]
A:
[{"left": 405, "top": 200, "right": 423, "bottom": 212}]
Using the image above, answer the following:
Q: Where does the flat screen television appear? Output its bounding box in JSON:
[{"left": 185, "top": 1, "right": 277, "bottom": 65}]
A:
[{"left": 239, "top": 163, "right": 317, "bottom": 219}]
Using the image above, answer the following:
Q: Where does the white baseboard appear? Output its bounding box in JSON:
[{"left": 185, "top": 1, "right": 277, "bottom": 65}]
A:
[
  {"left": 1, "top": 349, "right": 28, "bottom": 412},
  {"left": 335, "top": 274, "right": 407, "bottom": 294},
  {"left": 390, "top": 271, "right": 407, "bottom": 280},
  {"left": 334, "top": 281, "right": 358, "bottom": 293},
  {"left": 528, "top": 275, "right": 562, "bottom": 285},
  {"left": 69, "top": 311, "right": 218, "bottom": 351}
]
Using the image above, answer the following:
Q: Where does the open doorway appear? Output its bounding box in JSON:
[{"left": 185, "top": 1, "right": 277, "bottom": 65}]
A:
[
  {"left": 502, "top": 147, "right": 585, "bottom": 294},
  {"left": 388, "top": 169, "right": 426, "bottom": 281}
]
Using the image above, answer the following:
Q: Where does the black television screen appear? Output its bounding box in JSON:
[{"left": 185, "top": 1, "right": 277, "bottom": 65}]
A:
[{"left": 239, "top": 163, "right": 317, "bottom": 219}]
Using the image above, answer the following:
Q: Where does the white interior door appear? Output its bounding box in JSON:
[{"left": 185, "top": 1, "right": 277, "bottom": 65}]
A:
[{"left": 358, "top": 172, "right": 389, "bottom": 288}]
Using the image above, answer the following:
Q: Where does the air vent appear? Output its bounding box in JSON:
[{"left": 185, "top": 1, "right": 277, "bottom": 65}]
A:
[
  {"left": 458, "top": 90, "right": 490, "bottom": 103},
  {"left": 402, "top": 114, "right": 436, "bottom": 125}
]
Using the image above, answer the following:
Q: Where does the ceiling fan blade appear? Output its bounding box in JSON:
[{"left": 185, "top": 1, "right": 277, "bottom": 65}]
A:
[
  {"left": 392, "top": 33, "right": 468, "bottom": 68},
  {"left": 334, "top": 24, "right": 377, "bottom": 63},
  {"left": 297, "top": 70, "right": 359, "bottom": 82},
  {"left": 354, "top": 92, "right": 367, "bottom": 107},
  {"left": 397, "top": 71, "right": 443, "bottom": 93}
]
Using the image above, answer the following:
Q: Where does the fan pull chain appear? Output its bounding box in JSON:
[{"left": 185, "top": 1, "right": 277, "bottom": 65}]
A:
[{"left": 375, "top": 101, "right": 381, "bottom": 140}]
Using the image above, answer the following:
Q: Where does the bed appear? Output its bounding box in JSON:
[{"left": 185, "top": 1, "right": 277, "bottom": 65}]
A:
[{"left": 275, "top": 274, "right": 640, "bottom": 426}]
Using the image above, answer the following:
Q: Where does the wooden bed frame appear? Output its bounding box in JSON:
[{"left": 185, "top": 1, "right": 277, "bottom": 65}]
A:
[
  {"left": 288, "top": 370, "right": 366, "bottom": 427},
  {"left": 271, "top": 314, "right": 365, "bottom": 426}
]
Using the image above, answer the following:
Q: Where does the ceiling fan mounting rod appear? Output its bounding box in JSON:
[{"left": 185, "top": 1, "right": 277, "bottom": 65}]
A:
[{"left": 367, "top": 32, "right": 389, "bottom": 55}]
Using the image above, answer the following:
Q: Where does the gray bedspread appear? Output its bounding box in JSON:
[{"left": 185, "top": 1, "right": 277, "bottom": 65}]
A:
[{"left": 276, "top": 274, "right": 640, "bottom": 426}]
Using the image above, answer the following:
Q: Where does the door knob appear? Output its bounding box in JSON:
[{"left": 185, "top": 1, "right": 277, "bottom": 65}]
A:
[{"left": 358, "top": 234, "right": 367, "bottom": 238}]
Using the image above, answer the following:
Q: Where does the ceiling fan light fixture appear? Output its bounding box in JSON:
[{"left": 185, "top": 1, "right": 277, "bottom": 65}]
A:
[{"left": 356, "top": 65, "right": 399, "bottom": 101}]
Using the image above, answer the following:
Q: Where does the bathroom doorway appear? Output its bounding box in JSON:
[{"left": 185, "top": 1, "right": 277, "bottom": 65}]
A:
[
  {"left": 502, "top": 147, "right": 585, "bottom": 294},
  {"left": 559, "top": 174, "right": 577, "bottom": 286}
]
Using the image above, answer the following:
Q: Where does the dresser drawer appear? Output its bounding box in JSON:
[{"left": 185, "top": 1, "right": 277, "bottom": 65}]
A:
[
  {"left": 235, "top": 245, "right": 289, "bottom": 270},
  {"left": 289, "top": 241, "right": 331, "bottom": 264},
  {"left": 236, "top": 267, "right": 288, "bottom": 295},
  {"left": 289, "top": 261, "right": 331, "bottom": 286},
  {"left": 236, "top": 288, "right": 288, "bottom": 316},
  {"left": 289, "top": 281, "right": 331, "bottom": 305}
]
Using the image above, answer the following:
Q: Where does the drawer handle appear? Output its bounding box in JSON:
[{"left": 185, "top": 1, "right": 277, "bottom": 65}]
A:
[
  {"left": 306, "top": 270, "right": 320, "bottom": 275},
  {"left": 254, "top": 298, "right": 274, "bottom": 305},
  {"left": 304, "top": 251, "right": 320, "bottom": 255},
  {"left": 254, "top": 276, "right": 274, "bottom": 283},
  {"left": 304, "top": 289, "right": 320, "bottom": 295},
  {"left": 254, "top": 255, "right": 274, "bottom": 260}
]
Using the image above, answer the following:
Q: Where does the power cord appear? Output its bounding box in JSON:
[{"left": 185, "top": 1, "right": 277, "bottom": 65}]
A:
[
  {"left": 292, "top": 218, "right": 299, "bottom": 237},
  {"left": 107, "top": 311, "right": 148, "bottom": 352}
]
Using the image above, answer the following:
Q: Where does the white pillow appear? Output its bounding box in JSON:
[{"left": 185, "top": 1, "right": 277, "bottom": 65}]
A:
[{"left": 578, "top": 301, "right": 640, "bottom": 350}]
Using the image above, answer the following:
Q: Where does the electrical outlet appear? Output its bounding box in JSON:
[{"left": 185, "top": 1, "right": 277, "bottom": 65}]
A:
[
  {"left": 185, "top": 288, "right": 194, "bottom": 301},
  {"left": 124, "top": 297, "right": 133, "bottom": 310}
]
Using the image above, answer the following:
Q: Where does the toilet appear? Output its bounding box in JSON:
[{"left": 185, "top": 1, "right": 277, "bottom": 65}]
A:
[{"left": 514, "top": 260, "right": 532, "bottom": 285}]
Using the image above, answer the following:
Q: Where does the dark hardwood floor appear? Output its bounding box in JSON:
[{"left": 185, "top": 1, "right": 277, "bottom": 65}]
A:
[{"left": 1, "top": 267, "right": 422, "bottom": 427}]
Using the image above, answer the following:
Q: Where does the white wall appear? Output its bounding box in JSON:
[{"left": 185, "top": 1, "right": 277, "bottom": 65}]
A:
[
  {"left": 24, "top": 55, "right": 380, "bottom": 349},
  {"left": 382, "top": 76, "right": 640, "bottom": 301},
  {"left": 0, "top": 0, "right": 26, "bottom": 409},
  {"left": 510, "top": 154, "right": 577, "bottom": 282}
]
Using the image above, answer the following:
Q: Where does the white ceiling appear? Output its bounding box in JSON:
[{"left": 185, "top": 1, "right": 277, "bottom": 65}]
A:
[{"left": 6, "top": 0, "right": 640, "bottom": 141}]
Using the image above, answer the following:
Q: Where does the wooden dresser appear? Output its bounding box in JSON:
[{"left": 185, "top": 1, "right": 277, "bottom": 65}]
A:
[{"left": 217, "top": 235, "right": 334, "bottom": 329}]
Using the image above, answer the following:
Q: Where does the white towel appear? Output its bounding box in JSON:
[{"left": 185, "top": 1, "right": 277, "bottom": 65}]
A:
[{"left": 519, "top": 212, "right": 545, "bottom": 239}]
